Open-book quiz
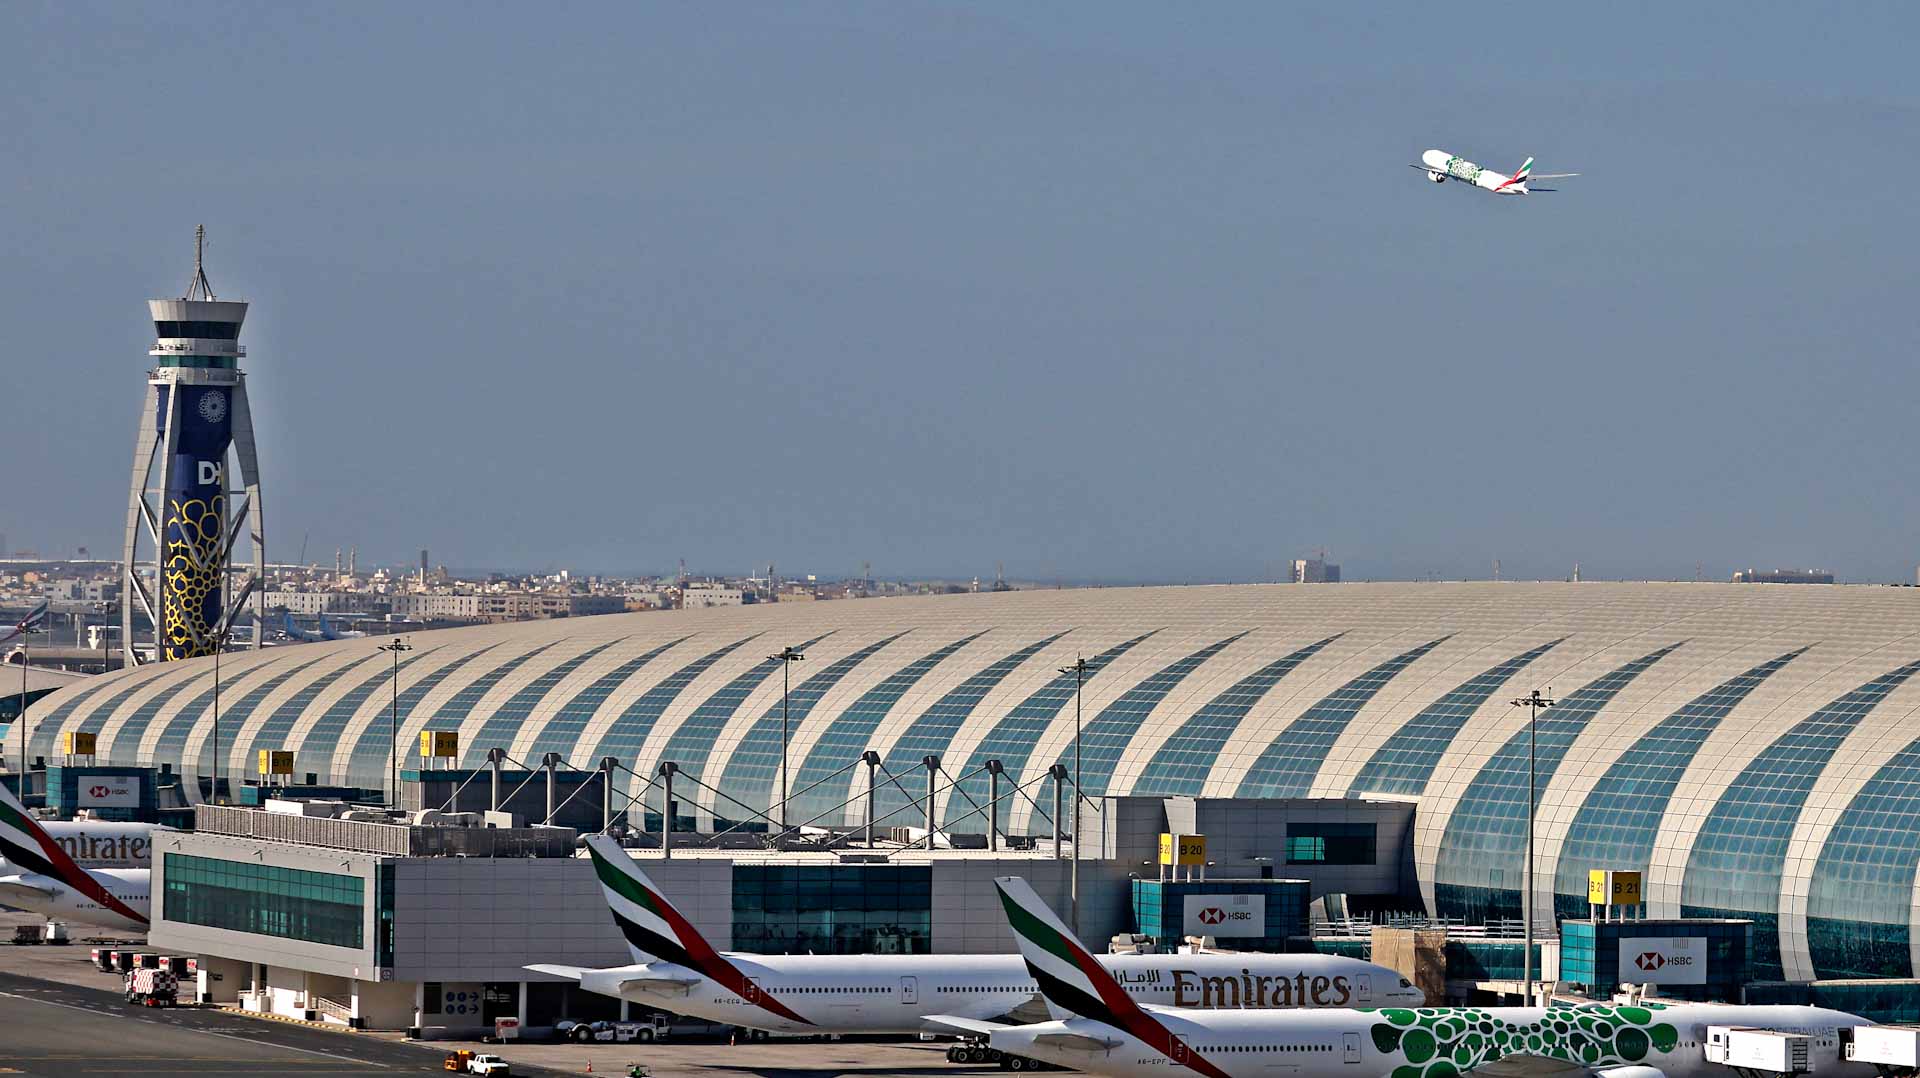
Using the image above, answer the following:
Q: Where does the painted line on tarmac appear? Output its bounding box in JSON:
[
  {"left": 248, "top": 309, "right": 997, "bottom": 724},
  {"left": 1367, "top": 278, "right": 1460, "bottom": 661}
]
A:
[{"left": 0, "top": 990, "right": 385, "bottom": 1067}]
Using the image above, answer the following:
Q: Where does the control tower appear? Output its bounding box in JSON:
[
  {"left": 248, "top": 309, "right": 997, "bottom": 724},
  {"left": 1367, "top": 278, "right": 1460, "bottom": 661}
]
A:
[{"left": 119, "top": 227, "right": 266, "bottom": 664}]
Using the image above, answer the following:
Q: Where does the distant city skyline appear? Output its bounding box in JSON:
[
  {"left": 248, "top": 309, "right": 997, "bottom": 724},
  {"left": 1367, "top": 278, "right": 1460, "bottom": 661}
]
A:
[{"left": 6, "top": 5, "right": 1919, "bottom": 583}]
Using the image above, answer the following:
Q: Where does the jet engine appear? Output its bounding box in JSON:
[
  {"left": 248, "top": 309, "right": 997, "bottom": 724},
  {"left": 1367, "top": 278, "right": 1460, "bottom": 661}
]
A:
[{"left": 1427, "top": 171, "right": 1446, "bottom": 183}]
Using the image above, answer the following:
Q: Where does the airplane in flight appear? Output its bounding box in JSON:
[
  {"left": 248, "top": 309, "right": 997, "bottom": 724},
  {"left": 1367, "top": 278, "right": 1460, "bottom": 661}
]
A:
[
  {"left": 1413, "top": 150, "right": 1578, "bottom": 195},
  {"left": 527, "top": 836, "right": 1422, "bottom": 1039},
  {"left": 975, "top": 875, "right": 1869, "bottom": 1078},
  {"left": 0, "top": 781, "right": 150, "bottom": 933}
]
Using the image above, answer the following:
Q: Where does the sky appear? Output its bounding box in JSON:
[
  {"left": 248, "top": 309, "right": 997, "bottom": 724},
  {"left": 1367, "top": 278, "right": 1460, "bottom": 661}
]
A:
[{"left": 4, "top": 3, "right": 1918, "bottom": 584}]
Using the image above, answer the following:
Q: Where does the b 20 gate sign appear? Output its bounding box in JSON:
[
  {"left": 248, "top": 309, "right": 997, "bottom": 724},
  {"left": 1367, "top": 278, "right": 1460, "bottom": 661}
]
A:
[
  {"left": 1183, "top": 894, "right": 1265, "bottom": 937},
  {"left": 1618, "top": 937, "right": 1706, "bottom": 985}
]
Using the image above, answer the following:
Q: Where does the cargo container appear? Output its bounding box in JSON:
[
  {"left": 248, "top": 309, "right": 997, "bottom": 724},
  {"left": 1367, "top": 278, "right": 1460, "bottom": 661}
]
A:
[
  {"left": 1707, "top": 1026, "right": 1814, "bottom": 1073},
  {"left": 125, "top": 968, "right": 178, "bottom": 1007},
  {"left": 1848, "top": 1026, "right": 1920, "bottom": 1068}
]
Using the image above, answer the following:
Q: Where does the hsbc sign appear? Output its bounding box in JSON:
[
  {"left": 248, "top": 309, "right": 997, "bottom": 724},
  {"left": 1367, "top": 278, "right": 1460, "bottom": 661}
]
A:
[
  {"left": 1617, "top": 937, "right": 1706, "bottom": 985},
  {"left": 1182, "top": 894, "right": 1265, "bottom": 938},
  {"left": 76, "top": 774, "right": 139, "bottom": 808}
]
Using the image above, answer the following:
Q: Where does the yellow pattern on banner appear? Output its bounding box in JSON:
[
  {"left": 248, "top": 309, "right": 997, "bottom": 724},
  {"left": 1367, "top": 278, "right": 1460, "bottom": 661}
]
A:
[{"left": 161, "top": 494, "right": 224, "bottom": 661}]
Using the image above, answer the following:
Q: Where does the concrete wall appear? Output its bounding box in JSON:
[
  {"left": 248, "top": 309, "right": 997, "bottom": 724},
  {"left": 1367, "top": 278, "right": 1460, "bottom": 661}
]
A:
[
  {"left": 393, "top": 853, "right": 731, "bottom": 984},
  {"left": 353, "top": 977, "right": 417, "bottom": 1029}
]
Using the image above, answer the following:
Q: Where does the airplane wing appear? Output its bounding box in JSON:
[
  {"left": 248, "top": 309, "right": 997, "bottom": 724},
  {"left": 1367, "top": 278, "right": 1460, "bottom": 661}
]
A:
[
  {"left": 1033, "top": 1029, "right": 1125, "bottom": 1051},
  {"left": 922, "top": 1015, "right": 1011, "bottom": 1037},
  {"left": 1528, "top": 172, "right": 1579, "bottom": 179},
  {"left": 1409, "top": 163, "right": 1442, "bottom": 172},
  {"left": 1466, "top": 1054, "right": 1596, "bottom": 1078},
  {"left": 0, "top": 876, "right": 56, "bottom": 904},
  {"left": 616, "top": 975, "right": 700, "bottom": 995},
  {"left": 524, "top": 963, "right": 588, "bottom": 981}
]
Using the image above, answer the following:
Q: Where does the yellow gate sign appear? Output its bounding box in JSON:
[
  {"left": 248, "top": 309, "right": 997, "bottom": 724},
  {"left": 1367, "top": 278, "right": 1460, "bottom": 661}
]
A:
[
  {"left": 1587, "top": 869, "right": 1643, "bottom": 905},
  {"left": 1158, "top": 833, "right": 1207, "bottom": 866},
  {"left": 419, "top": 730, "right": 460, "bottom": 759},
  {"left": 257, "top": 750, "right": 294, "bottom": 776}
]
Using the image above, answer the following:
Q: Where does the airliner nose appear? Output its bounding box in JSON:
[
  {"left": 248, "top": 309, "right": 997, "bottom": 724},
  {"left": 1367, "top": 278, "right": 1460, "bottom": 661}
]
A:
[{"left": 1421, "top": 150, "right": 1450, "bottom": 170}]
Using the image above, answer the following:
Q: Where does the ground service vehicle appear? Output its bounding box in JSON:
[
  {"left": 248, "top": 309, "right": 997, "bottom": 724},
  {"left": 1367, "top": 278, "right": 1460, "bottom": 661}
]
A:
[
  {"left": 466, "top": 1053, "right": 511, "bottom": 1075},
  {"left": 125, "top": 968, "right": 178, "bottom": 1007},
  {"left": 443, "top": 1050, "right": 471, "bottom": 1071},
  {"left": 11, "top": 925, "right": 38, "bottom": 945}
]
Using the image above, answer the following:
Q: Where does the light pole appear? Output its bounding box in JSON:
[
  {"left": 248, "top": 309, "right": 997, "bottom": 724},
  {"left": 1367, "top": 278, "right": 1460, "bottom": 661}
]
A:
[
  {"left": 210, "top": 623, "right": 224, "bottom": 803},
  {"left": 1060, "top": 656, "right": 1088, "bottom": 936},
  {"left": 379, "top": 638, "right": 413, "bottom": 808},
  {"left": 1511, "top": 687, "right": 1555, "bottom": 1006},
  {"left": 13, "top": 618, "right": 44, "bottom": 787},
  {"left": 770, "top": 647, "right": 805, "bottom": 832}
]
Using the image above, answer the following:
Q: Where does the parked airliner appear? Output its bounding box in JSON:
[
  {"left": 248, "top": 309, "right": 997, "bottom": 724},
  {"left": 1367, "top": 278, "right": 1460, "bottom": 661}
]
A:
[
  {"left": 526, "top": 836, "right": 1421, "bottom": 1036},
  {"left": 1413, "top": 150, "right": 1577, "bottom": 195},
  {"left": 977, "top": 875, "right": 1868, "bottom": 1078},
  {"left": 0, "top": 782, "right": 149, "bottom": 932}
]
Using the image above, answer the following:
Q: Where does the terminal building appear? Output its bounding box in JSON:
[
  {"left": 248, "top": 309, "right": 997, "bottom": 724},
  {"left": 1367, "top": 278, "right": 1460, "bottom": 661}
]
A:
[{"left": 28, "top": 582, "right": 1920, "bottom": 1025}]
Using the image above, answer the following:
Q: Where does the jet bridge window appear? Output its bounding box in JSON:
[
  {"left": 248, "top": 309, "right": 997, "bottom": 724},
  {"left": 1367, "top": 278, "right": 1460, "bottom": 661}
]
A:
[{"left": 1286, "top": 822, "right": 1377, "bottom": 865}]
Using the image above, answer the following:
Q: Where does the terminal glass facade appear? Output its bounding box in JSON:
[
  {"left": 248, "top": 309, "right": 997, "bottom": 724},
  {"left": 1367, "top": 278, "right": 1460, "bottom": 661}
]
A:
[
  {"left": 731, "top": 864, "right": 931, "bottom": 955},
  {"left": 163, "top": 853, "right": 365, "bottom": 948}
]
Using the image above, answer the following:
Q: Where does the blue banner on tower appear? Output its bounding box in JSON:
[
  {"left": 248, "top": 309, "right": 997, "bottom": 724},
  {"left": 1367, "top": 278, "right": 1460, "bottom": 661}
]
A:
[{"left": 160, "top": 384, "right": 234, "bottom": 660}]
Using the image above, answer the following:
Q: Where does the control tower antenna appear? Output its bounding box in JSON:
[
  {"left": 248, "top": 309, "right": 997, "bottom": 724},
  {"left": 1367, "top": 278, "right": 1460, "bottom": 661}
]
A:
[{"left": 185, "top": 224, "right": 216, "bottom": 301}]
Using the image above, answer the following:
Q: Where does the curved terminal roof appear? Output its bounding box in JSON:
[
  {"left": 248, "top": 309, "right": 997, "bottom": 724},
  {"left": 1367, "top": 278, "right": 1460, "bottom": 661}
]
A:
[{"left": 33, "top": 581, "right": 1920, "bottom": 981}]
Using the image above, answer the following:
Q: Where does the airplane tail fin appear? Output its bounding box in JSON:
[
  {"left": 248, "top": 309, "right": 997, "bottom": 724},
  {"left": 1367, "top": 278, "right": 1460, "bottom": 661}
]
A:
[
  {"left": 583, "top": 835, "right": 815, "bottom": 1026},
  {"left": 993, "top": 876, "right": 1155, "bottom": 1027},
  {"left": 1515, "top": 156, "right": 1534, "bottom": 180},
  {"left": 0, "top": 777, "right": 148, "bottom": 926},
  {"left": 584, "top": 835, "right": 721, "bottom": 967}
]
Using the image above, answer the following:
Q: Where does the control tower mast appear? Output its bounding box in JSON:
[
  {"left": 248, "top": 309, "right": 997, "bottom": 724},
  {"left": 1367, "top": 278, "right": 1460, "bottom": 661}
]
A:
[{"left": 119, "top": 227, "right": 266, "bottom": 664}]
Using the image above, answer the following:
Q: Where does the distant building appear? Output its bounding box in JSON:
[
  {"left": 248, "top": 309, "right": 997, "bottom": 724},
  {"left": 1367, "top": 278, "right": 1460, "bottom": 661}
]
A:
[
  {"left": 263, "top": 591, "right": 389, "bottom": 615},
  {"left": 682, "top": 582, "right": 748, "bottom": 608},
  {"left": 1291, "top": 557, "right": 1341, "bottom": 584},
  {"left": 1732, "top": 568, "right": 1835, "bottom": 585},
  {"left": 390, "top": 593, "right": 485, "bottom": 620}
]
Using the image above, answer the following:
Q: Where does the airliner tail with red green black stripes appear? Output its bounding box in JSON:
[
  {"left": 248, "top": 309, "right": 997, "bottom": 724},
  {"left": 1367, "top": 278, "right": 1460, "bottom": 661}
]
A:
[
  {"left": 533, "top": 838, "right": 1415, "bottom": 1037},
  {"left": 1414, "top": 149, "right": 1579, "bottom": 195},
  {"left": 990, "top": 875, "right": 1872, "bottom": 1078},
  {"left": 0, "top": 779, "right": 149, "bottom": 932}
]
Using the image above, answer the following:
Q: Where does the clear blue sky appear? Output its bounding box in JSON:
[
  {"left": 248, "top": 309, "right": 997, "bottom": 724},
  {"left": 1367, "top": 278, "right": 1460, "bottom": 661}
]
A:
[{"left": 5, "top": 3, "right": 1918, "bottom": 583}]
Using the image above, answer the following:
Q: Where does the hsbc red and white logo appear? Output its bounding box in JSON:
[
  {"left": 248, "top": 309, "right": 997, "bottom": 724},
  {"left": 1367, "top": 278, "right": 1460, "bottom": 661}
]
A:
[
  {"left": 1182, "top": 895, "right": 1263, "bottom": 936},
  {"left": 75, "top": 775, "right": 138, "bottom": 808},
  {"left": 1618, "top": 937, "right": 1705, "bottom": 984}
]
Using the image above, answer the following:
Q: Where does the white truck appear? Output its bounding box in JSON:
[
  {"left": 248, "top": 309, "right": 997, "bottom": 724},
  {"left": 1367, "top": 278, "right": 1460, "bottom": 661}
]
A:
[
  {"left": 466, "top": 1053, "right": 511, "bottom": 1075},
  {"left": 1707, "top": 1026, "right": 1815, "bottom": 1073}
]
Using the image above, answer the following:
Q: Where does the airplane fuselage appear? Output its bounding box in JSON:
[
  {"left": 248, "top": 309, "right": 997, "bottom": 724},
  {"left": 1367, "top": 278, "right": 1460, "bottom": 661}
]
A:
[
  {"left": 995, "top": 1002, "right": 1870, "bottom": 1078},
  {"left": 581, "top": 952, "right": 1420, "bottom": 1035},
  {"left": 0, "top": 867, "right": 150, "bottom": 933},
  {"left": 1420, "top": 149, "right": 1529, "bottom": 194}
]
